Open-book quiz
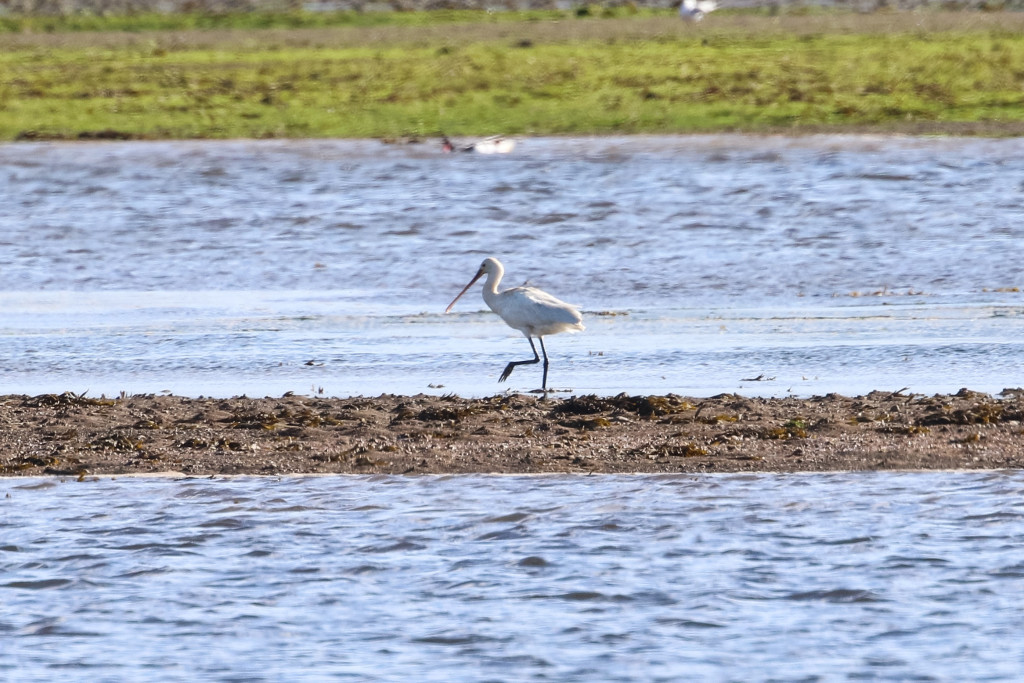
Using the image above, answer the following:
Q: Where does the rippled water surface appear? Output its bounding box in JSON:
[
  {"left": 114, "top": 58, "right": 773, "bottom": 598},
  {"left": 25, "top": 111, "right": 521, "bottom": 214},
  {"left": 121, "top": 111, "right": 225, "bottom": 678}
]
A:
[
  {"left": 3, "top": 135, "right": 1024, "bottom": 396},
  {"left": 3, "top": 472, "right": 1024, "bottom": 680},
  {"left": 5, "top": 139, "right": 1024, "bottom": 681}
]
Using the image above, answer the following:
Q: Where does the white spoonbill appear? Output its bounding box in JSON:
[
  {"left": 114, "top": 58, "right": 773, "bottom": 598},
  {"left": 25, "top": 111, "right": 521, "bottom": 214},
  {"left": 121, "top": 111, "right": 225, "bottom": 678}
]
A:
[
  {"left": 679, "top": 0, "right": 717, "bottom": 21},
  {"left": 445, "top": 257, "right": 584, "bottom": 392}
]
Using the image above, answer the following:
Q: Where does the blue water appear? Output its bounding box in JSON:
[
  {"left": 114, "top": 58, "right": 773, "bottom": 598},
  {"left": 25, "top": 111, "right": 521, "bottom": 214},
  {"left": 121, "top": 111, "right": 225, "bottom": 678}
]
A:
[
  {"left": 3, "top": 136, "right": 1023, "bottom": 682},
  {"left": 3, "top": 472, "right": 1024, "bottom": 681},
  {"left": 3, "top": 135, "right": 1024, "bottom": 397}
]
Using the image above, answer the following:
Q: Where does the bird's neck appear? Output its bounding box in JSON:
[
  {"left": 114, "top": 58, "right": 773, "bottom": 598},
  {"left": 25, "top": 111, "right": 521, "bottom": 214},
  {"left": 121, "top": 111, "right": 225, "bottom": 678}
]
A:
[{"left": 481, "top": 267, "right": 503, "bottom": 307}]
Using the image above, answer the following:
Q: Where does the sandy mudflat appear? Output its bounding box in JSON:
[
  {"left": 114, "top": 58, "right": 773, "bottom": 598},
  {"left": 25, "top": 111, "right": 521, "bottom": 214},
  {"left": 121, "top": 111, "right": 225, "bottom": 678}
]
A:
[{"left": 1, "top": 389, "right": 1023, "bottom": 476}]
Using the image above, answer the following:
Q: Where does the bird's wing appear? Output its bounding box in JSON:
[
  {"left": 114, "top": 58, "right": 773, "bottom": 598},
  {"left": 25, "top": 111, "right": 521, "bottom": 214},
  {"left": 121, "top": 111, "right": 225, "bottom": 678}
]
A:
[
  {"left": 517, "top": 286, "right": 580, "bottom": 309},
  {"left": 504, "top": 286, "right": 583, "bottom": 327}
]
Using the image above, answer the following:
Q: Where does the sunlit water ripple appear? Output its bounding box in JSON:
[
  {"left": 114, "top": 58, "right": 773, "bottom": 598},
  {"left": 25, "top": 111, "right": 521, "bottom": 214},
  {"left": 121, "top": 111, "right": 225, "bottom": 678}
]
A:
[
  {"left": 3, "top": 472, "right": 1024, "bottom": 681},
  {"left": 3, "top": 135, "right": 1024, "bottom": 397}
]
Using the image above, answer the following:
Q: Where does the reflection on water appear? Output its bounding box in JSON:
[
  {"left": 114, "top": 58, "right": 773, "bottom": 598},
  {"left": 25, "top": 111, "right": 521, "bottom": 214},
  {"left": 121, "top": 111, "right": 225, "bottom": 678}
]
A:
[
  {"left": 3, "top": 472, "right": 1024, "bottom": 681},
  {"left": 2, "top": 136, "right": 1024, "bottom": 397}
]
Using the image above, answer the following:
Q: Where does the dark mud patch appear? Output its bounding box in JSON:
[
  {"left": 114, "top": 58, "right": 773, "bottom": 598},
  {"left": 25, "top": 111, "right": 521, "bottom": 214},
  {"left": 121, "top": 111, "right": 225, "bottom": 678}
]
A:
[{"left": 1, "top": 389, "right": 1022, "bottom": 476}]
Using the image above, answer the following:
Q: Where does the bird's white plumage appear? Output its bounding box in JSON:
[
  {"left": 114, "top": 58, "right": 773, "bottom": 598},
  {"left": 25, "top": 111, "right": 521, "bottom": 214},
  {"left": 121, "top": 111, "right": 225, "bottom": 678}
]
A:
[
  {"left": 484, "top": 284, "right": 584, "bottom": 337},
  {"left": 448, "top": 258, "right": 583, "bottom": 337},
  {"left": 471, "top": 136, "right": 516, "bottom": 154},
  {"left": 679, "top": 0, "right": 717, "bottom": 20},
  {"left": 442, "top": 135, "right": 516, "bottom": 154}
]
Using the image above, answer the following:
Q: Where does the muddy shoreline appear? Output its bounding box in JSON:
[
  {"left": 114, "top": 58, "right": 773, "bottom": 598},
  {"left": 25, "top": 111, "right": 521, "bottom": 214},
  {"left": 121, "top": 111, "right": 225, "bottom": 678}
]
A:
[{"left": 1, "top": 389, "right": 1022, "bottom": 476}]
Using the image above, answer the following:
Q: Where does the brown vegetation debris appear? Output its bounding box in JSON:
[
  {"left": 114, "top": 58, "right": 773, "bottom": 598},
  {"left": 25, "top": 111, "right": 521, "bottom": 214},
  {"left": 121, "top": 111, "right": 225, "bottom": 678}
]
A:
[{"left": 0, "top": 390, "right": 1022, "bottom": 477}]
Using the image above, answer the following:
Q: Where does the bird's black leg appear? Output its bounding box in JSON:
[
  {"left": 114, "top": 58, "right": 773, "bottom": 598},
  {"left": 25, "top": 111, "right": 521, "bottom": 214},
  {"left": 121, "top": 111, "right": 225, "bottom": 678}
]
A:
[
  {"left": 499, "top": 336, "right": 540, "bottom": 384},
  {"left": 538, "top": 336, "right": 550, "bottom": 391}
]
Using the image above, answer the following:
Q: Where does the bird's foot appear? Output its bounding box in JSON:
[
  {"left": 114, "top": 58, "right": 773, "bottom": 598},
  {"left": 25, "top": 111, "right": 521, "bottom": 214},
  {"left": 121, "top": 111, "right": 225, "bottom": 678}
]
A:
[{"left": 498, "top": 363, "right": 516, "bottom": 383}]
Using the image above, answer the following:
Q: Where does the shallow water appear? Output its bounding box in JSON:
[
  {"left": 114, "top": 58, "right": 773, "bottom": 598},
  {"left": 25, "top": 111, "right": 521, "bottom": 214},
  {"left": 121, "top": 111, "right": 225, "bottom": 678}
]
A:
[
  {"left": 3, "top": 472, "right": 1024, "bottom": 681},
  {"left": 3, "top": 135, "right": 1024, "bottom": 397}
]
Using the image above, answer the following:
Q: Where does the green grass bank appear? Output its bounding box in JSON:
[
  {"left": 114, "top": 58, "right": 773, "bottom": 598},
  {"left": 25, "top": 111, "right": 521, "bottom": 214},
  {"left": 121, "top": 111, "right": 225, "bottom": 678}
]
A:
[{"left": 3, "top": 11, "right": 1024, "bottom": 140}]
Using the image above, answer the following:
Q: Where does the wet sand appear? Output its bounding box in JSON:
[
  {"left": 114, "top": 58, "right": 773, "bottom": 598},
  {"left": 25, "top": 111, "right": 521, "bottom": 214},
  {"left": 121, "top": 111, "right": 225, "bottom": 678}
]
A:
[{"left": 2, "top": 389, "right": 1022, "bottom": 476}]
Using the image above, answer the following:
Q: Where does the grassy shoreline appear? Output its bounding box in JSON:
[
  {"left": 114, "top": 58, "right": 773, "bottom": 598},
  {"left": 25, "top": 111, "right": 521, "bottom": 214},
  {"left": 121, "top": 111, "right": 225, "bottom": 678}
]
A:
[{"left": 4, "top": 11, "right": 1024, "bottom": 141}]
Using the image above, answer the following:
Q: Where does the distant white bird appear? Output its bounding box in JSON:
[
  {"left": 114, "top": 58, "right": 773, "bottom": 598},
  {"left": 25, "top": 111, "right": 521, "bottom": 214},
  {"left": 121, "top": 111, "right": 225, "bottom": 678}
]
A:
[
  {"left": 445, "top": 257, "right": 584, "bottom": 392},
  {"left": 471, "top": 136, "right": 516, "bottom": 154},
  {"left": 679, "top": 0, "right": 717, "bottom": 21},
  {"left": 442, "top": 135, "right": 516, "bottom": 154}
]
